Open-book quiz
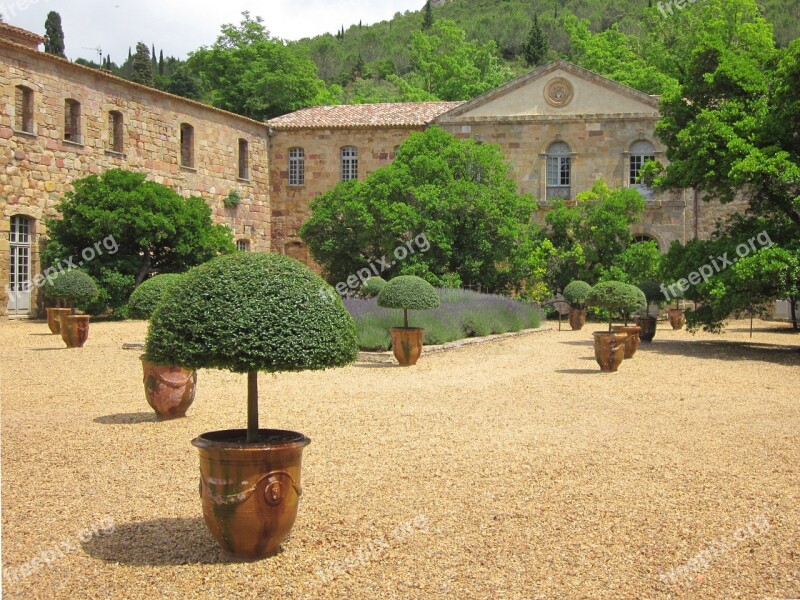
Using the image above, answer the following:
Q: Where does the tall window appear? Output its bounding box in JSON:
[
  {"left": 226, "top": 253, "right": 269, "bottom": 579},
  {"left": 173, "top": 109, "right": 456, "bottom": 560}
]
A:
[
  {"left": 238, "top": 139, "right": 250, "bottom": 180},
  {"left": 289, "top": 147, "right": 305, "bottom": 186},
  {"left": 108, "top": 111, "right": 124, "bottom": 153},
  {"left": 546, "top": 142, "right": 571, "bottom": 201},
  {"left": 180, "top": 123, "right": 195, "bottom": 168},
  {"left": 14, "top": 86, "right": 34, "bottom": 134},
  {"left": 629, "top": 140, "right": 656, "bottom": 186},
  {"left": 64, "top": 99, "right": 82, "bottom": 144},
  {"left": 341, "top": 146, "right": 358, "bottom": 181}
]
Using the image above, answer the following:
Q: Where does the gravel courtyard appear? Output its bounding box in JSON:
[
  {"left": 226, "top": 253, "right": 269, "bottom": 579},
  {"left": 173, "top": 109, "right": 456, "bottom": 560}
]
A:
[{"left": 2, "top": 318, "right": 798, "bottom": 599}]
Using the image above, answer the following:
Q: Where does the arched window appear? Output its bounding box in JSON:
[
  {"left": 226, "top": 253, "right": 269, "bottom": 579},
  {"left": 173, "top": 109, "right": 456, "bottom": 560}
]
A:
[
  {"left": 546, "top": 142, "right": 571, "bottom": 201},
  {"left": 289, "top": 147, "right": 305, "bottom": 186},
  {"left": 15, "top": 86, "right": 34, "bottom": 134},
  {"left": 64, "top": 99, "right": 82, "bottom": 144},
  {"left": 629, "top": 140, "right": 656, "bottom": 186},
  {"left": 108, "top": 111, "right": 124, "bottom": 153},
  {"left": 341, "top": 146, "right": 358, "bottom": 181},
  {"left": 180, "top": 123, "right": 195, "bottom": 168},
  {"left": 8, "top": 215, "right": 33, "bottom": 316}
]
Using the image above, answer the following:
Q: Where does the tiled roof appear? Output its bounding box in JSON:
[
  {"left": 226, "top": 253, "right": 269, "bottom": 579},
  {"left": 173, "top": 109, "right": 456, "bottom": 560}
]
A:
[
  {"left": 268, "top": 102, "right": 464, "bottom": 130},
  {"left": 0, "top": 22, "right": 46, "bottom": 44}
]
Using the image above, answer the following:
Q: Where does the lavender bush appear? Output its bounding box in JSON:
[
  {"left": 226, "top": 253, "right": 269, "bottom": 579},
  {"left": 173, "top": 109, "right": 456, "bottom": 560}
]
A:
[{"left": 345, "top": 288, "right": 543, "bottom": 351}]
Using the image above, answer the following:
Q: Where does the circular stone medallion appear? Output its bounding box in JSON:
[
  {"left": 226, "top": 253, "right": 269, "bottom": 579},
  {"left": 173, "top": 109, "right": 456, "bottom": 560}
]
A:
[{"left": 544, "top": 78, "right": 574, "bottom": 108}]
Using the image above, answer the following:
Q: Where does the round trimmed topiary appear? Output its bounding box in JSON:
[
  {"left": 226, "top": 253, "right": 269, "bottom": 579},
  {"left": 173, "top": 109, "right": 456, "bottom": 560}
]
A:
[
  {"left": 360, "top": 276, "right": 387, "bottom": 298},
  {"left": 145, "top": 252, "right": 358, "bottom": 442},
  {"left": 128, "top": 274, "right": 184, "bottom": 320},
  {"left": 563, "top": 280, "right": 592, "bottom": 309},
  {"left": 586, "top": 281, "right": 647, "bottom": 330},
  {"left": 42, "top": 269, "right": 98, "bottom": 313},
  {"left": 638, "top": 280, "right": 664, "bottom": 317},
  {"left": 377, "top": 275, "right": 440, "bottom": 328}
]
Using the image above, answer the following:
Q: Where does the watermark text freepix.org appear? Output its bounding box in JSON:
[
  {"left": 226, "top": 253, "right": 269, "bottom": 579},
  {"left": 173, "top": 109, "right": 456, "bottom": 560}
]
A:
[
  {"left": 3, "top": 516, "right": 115, "bottom": 588},
  {"left": 661, "top": 231, "right": 773, "bottom": 302},
  {"left": 335, "top": 233, "right": 431, "bottom": 297},
  {"left": 18, "top": 235, "right": 119, "bottom": 293},
  {"left": 1, "top": 0, "right": 50, "bottom": 19}
]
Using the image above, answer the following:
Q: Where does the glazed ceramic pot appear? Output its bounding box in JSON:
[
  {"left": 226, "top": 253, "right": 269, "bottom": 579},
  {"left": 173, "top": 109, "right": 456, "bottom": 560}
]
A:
[
  {"left": 568, "top": 308, "right": 586, "bottom": 331},
  {"left": 593, "top": 331, "right": 628, "bottom": 373},
  {"left": 141, "top": 356, "right": 197, "bottom": 419},
  {"left": 193, "top": 429, "right": 311, "bottom": 559},
  {"left": 636, "top": 316, "right": 657, "bottom": 343},
  {"left": 611, "top": 325, "right": 641, "bottom": 359},
  {"left": 60, "top": 314, "right": 90, "bottom": 348},
  {"left": 390, "top": 327, "right": 424, "bottom": 367},
  {"left": 46, "top": 307, "right": 71, "bottom": 334}
]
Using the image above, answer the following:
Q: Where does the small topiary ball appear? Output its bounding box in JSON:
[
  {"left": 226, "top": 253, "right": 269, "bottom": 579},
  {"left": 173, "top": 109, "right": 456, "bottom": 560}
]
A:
[
  {"left": 377, "top": 276, "right": 440, "bottom": 311},
  {"left": 360, "top": 276, "right": 387, "bottom": 298},
  {"left": 145, "top": 253, "right": 359, "bottom": 374},
  {"left": 563, "top": 280, "right": 592, "bottom": 309},
  {"left": 128, "top": 274, "right": 184, "bottom": 320},
  {"left": 42, "top": 269, "right": 98, "bottom": 305}
]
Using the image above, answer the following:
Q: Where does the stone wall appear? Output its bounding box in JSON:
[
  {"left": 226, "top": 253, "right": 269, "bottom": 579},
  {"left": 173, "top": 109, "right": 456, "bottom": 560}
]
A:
[
  {"left": 0, "top": 39, "right": 271, "bottom": 317},
  {"left": 268, "top": 126, "right": 422, "bottom": 264}
]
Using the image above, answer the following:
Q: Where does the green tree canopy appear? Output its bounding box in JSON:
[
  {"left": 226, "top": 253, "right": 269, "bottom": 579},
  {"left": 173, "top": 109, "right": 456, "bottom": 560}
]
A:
[
  {"left": 299, "top": 126, "right": 543, "bottom": 293},
  {"left": 187, "top": 12, "right": 333, "bottom": 120},
  {"left": 523, "top": 15, "right": 548, "bottom": 67},
  {"left": 44, "top": 11, "right": 66, "bottom": 58},
  {"left": 43, "top": 169, "right": 234, "bottom": 314},
  {"left": 131, "top": 42, "right": 155, "bottom": 86}
]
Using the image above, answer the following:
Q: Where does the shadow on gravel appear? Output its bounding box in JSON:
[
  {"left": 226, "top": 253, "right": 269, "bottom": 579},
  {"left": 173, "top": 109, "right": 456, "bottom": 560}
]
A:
[
  {"left": 82, "top": 517, "right": 238, "bottom": 565},
  {"left": 94, "top": 413, "right": 160, "bottom": 425},
  {"left": 556, "top": 369, "right": 602, "bottom": 375},
  {"left": 638, "top": 339, "right": 799, "bottom": 365},
  {"left": 354, "top": 362, "right": 397, "bottom": 369}
]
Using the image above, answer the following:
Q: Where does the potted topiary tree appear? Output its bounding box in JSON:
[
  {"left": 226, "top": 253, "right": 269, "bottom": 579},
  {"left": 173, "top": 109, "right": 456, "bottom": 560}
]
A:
[
  {"left": 145, "top": 253, "right": 358, "bottom": 559},
  {"left": 376, "top": 276, "right": 441, "bottom": 366},
  {"left": 130, "top": 273, "right": 197, "bottom": 420},
  {"left": 611, "top": 283, "right": 647, "bottom": 359},
  {"left": 562, "top": 281, "right": 592, "bottom": 331},
  {"left": 42, "top": 269, "right": 98, "bottom": 348},
  {"left": 586, "top": 281, "right": 644, "bottom": 372},
  {"left": 636, "top": 280, "right": 663, "bottom": 343}
]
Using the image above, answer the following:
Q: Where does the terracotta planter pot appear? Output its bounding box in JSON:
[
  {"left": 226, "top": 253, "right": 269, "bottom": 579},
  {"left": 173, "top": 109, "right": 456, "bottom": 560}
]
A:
[
  {"left": 390, "top": 327, "right": 424, "bottom": 366},
  {"left": 668, "top": 309, "right": 686, "bottom": 330},
  {"left": 141, "top": 356, "right": 197, "bottom": 419},
  {"left": 593, "top": 331, "right": 628, "bottom": 373},
  {"left": 192, "top": 429, "right": 311, "bottom": 559},
  {"left": 60, "top": 315, "right": 90, "bottom": 348},
  {"left": 568, "top": 308, "right": 586, "bottom": 331},
  {"left": 46, "top": 308, "right": 71, "bottom": 334},
  {"left": 612, "top": 325, "right": 641, "bottom": 359},
  {"left": 636, "top": 316, "right": 658, "bottom": 343}
]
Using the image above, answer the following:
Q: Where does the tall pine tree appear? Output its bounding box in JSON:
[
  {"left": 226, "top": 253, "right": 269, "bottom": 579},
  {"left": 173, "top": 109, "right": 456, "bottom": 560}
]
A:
[
  {"left": 523, "top": 15, "right": 548, "bottom": 67},
  {"left": 44, "top": 11, "right": 66, "bottom": 57},
  {"left": 159, "top": 50, "right": 165, "bottom": 75},
  {"left": 422, "top": 0, "right": 434, "bottom": 30},
  {"left": 131, "top": 42, "right": 154, "bottom": 86}
]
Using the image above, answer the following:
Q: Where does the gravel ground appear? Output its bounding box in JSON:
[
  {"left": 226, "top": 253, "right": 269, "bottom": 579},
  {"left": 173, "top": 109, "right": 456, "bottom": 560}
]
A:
[{"left": 1, "top": 317, "right": 799, "bottom": 599}]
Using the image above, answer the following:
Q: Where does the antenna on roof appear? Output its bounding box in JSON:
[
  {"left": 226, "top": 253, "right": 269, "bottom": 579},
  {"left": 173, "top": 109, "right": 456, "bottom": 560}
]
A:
[{"left": 82, "top": 46, "right": 103, "bottom": 59}]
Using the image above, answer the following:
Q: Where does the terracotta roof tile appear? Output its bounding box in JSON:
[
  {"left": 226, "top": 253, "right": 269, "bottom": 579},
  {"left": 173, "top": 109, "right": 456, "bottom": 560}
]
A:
[
  {"left": 267, "top": 102, "right": 464, "bottom": 130},
  {"left": 0, "top": 22, "right": 46, "bottom": 44}
]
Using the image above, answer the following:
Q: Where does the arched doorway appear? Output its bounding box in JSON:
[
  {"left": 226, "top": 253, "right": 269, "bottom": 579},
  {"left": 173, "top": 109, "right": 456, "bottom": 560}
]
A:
[{"left": 8, "top": 215, "right": 32, "bottom": 316}]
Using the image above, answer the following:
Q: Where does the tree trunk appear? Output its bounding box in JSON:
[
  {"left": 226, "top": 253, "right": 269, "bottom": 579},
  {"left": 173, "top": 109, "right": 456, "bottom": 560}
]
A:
[
  {"left": 791, "top": 295, "right": 798, "bottom": 332},
  {"left": 404, "top": 308, "right": 409, "bottom": 329},
  {"left": 247, "top": 372, "right": 259, "bottom": 443},
  {"left": 135, "top": 249, "right": 152, "bottom": 287}
]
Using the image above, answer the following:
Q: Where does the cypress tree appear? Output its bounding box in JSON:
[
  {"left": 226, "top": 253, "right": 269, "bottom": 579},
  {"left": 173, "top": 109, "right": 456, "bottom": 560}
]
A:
[
  {"left": 422, "top": 0, "right": 434, "bottom": 30},
  {"left": 131, "top": 42, "right": 154, "bottom": 86},
  {"left": 523, "top": 15, "right": 548, "bottom": 67},
  {"left": 44, "top": 11, "right": 66, "bottom": 57},
  {"left": 151, "top": 44, "right": 158, "bottom": 70},
  {"left": 159, "top": 50, "right": 165, "bottom": 75}
]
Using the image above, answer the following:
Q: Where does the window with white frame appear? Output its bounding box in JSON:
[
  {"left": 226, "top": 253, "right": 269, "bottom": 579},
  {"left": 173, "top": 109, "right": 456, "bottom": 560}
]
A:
[
  {"left": 236, "top": 239, "right": 250, "bottom": 252},
  {"left": 289, "top": 147, "right": 305, "bottom": 186},
  {"left": 629, "top": 140, "right": 656, "bottom": 186},
  {"left": 546, "top": 142, "right": 571, "bottom": 201},
  {"left": 341, "top": 146, "right": 358, "bottom": 181}
]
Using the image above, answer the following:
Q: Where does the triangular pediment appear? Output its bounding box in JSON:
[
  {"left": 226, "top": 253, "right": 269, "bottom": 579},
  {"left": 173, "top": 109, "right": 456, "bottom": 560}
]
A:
[{"left": 436, "top": 60, "right": 660, "bottom": 122}]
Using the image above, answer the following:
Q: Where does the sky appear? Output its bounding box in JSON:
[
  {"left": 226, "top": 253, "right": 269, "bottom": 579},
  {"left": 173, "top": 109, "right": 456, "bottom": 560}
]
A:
[{"left": 2, "top": 0, "right": 424, "bottom": 63}]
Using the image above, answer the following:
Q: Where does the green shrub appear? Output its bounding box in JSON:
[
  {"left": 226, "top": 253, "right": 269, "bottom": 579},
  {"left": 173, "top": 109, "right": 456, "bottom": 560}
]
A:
[
  {"left": 586, "top": 281, "right": 647, "bottom": 330},
  {"left": 563, "top": 280, "right": 592, "bottom": 309},
  {"left": 360, "top": 276, "right": 388, "bottom": 298},
  {"left": 145, "top": 253, "right": 359, "bottom": 442},
  {"left": 377, "top": 275, "right": 440, "bottom": 328},
  {"left": 42, "top": 269, "right": 98, "bottom": 311},
  {"left": 127, "top": 274, "right": 184, "bottom": 320}
]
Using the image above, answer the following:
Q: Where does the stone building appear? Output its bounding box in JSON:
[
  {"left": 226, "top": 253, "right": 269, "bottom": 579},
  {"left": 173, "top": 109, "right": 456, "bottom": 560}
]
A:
[
  {"left": 1, "top": 23, "right": 270, "bottom": 317},
  {"left": 2, "top": 22, "right": 747, "bottom": 318}
]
